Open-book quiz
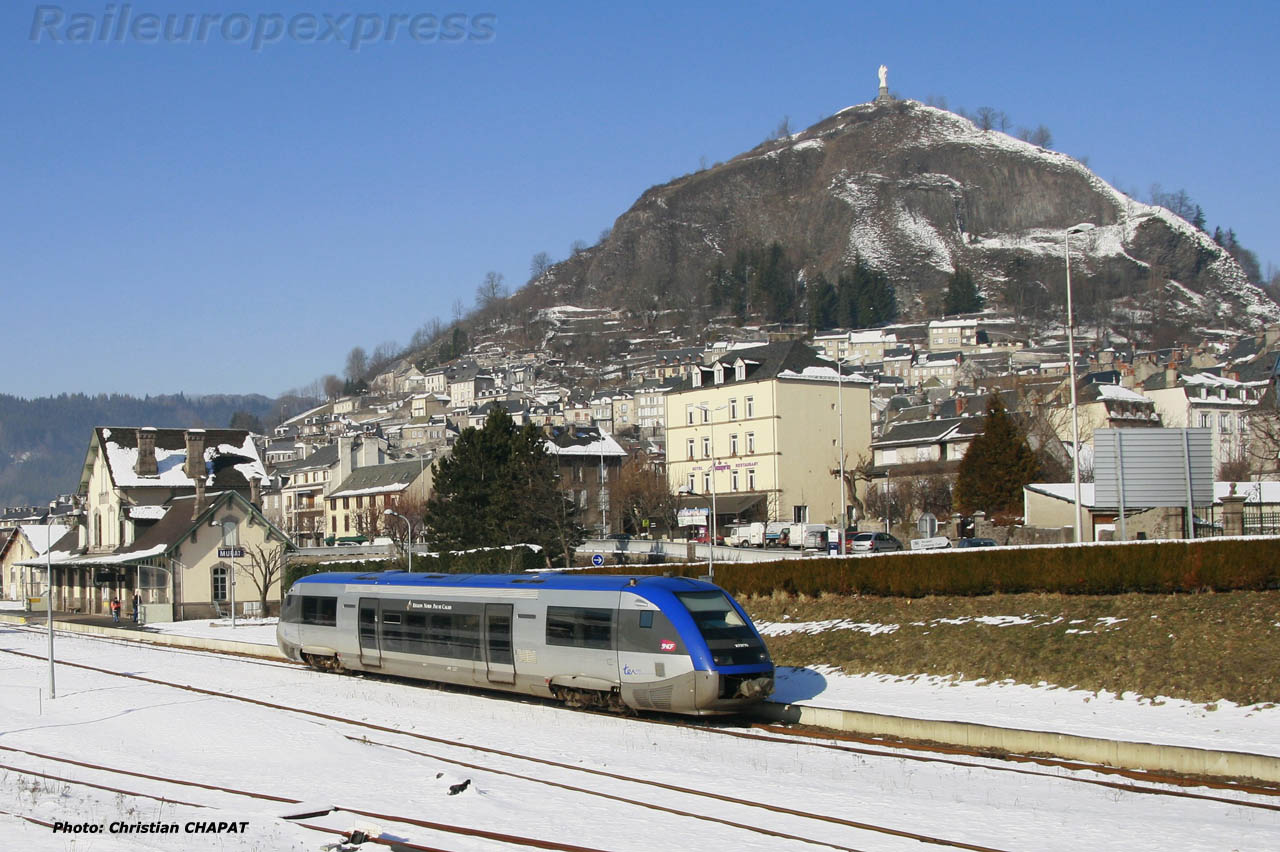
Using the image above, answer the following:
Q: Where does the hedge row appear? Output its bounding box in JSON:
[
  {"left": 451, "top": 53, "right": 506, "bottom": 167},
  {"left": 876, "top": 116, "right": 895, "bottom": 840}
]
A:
[
  {"left": 584, "top": 538, "right": 1280, "bottom": 598},
  {"left": 283, "top": 546, "right": 544, "bottom": 592}
]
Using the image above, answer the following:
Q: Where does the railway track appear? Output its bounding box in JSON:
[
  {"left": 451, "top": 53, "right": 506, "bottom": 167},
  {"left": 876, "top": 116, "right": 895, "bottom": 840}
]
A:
[
  {"left": 0, "top": 745, "right": 603, "bottom": 851},
  {"left": 5, "top": 625, "right": 1277, "bottom": 850},
  {"left": 1, "top": 642, "right": 1018, "bottom": 852}
]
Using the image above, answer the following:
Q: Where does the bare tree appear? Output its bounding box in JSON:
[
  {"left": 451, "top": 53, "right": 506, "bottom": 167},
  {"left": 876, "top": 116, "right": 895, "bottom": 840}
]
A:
[
  {"left": 344, "top": 346, "right": 368, "bottom": 382},
  {"left": 609, "top": 454, "right": 678, "bottom": 536},
  {"left": 570, "top": 239, "right": 589, "bottom": 256},
  {"left": 244, "top": 541, "right": 287, "bottom": 617},
  {"left": 1029, "top": 124, "right": 1053, "bottom": 148},
  {"left": 924, "top": 94, "right": 948, "bottom": 109},
  {"left": 529, "top": 251, "right": 552, "bottom": 281},
  {"left": 976, "top": 106, "right": 999, "bottom": 131},
  {"left": 322, "top": 374, "right": 344, "bottom": 400},
  {"left": 769, "top": 115, "right": 792, "bottom": 140},
  {"left": 475, "top": 271, "right": 507, "bottom": 310}
]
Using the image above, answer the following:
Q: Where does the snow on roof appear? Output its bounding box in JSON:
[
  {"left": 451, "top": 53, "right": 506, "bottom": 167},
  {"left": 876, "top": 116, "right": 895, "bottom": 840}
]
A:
[
  {"left": 104, "top": 432, "right": 268, "bottom": 488},
  {"left": 1094, "top": 384, "right": 1151, "bottom": 403},
  {"left": 1028, "top": 480, "right": 1280, "bottom": 507},
  {"left": 328, "top": 482, "right": 411, "bottom": 499},
  {"left": 777, "top": 366, "right": 875, "bottom": 384},
  {"left": 1182, "top": 372, "right": 1244, "bottom": 388},
  {"left": 544, "top": 431, "right": 627, "bottom": 458},
  {"left": 127, "top": 505, "right": 168, "bottom": 520},
  {"left": 17, "top": 524, "right": 71, "bottom": 556}
]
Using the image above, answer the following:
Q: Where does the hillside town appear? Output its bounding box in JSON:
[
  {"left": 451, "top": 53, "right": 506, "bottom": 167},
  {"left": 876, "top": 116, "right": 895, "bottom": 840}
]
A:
[{"left": 6, "top": 305, "right": 1280, "bottom": 622}]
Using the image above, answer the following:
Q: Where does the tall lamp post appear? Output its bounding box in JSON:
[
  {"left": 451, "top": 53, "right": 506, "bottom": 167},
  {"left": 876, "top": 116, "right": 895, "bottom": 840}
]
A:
[
  {"left": 836, "top": 357, "right": 848, "bottom": 556},
  {"left": 1064, "top": 222, "right": 1096, "bottom": 544},
  {"left": 383, "top": 509, "right": 413, "bottom": 573},
  {"left": 45, "top": 534, "right": 55, "bottom": 700},
  {"left": 695, "top": 403, "right": 727, "bottom": 581}
]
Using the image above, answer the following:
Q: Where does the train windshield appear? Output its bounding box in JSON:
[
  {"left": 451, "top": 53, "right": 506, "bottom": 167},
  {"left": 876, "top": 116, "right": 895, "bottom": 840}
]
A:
[{"left": 674, "top": 590, "right": 757, "bottom": 643}]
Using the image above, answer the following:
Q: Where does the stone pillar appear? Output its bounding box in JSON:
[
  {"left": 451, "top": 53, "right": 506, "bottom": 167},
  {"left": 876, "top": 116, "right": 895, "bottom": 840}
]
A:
[{"left": 1219, "top": 495, "right": 1246, "bottom": 537}]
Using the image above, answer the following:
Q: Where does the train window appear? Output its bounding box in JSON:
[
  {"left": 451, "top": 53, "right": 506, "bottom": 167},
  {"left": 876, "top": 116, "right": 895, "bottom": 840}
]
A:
[
  {"left": 282, "top": 594, "right": 300, "bottom": 623},
  {"left": 639, "top": 611, "right": 653, "bottom": 629},
  {"left": 675, "top": 591, "right": 753, "bottom": 641},
  {"left": 298, "top": 596, "right": 337, "bottom": 626},
  {"left": 424, "top": 612, "right": 483, "bottom": 660},
  {"left": 546, "top": 606, "right": 614, "bottom": 650}
]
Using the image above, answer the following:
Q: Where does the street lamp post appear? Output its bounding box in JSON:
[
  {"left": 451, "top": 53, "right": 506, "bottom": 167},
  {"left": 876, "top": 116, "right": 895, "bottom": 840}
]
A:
[
  {"left": 1064, "top": 222, "right": 1096, "bottom": 544},
  {"left": 837, "top": 358, "right": 848, "bottom": 556},
  {"left": 383, "top": 509, "right": 413, "bottom": 573},
  {"left": 45, "top": 534, "right": 55, "bottom": 700}
]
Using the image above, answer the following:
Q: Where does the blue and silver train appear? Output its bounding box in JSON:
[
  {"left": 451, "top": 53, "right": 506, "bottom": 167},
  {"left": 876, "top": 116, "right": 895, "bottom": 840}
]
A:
[{"left": 277, "top": 571, "right": 774, "bottom": 715}]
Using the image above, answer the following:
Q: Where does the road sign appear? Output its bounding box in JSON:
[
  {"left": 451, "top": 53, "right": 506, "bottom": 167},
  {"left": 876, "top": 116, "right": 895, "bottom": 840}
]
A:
[
  {"left": 591, "top": 554, "right": 604, "bottom": 567},
  {"left": 217, "top": 547, "right": 245, "bottom": 558}
]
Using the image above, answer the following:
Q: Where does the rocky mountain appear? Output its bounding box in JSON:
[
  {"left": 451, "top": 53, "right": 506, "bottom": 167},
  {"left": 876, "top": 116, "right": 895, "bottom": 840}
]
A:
[{"left": 518, "top": 97, "right": 1277, "bottom": 333}]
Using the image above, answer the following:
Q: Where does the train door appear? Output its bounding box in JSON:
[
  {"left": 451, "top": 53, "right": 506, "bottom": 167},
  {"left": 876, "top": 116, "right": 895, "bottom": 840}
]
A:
[
  {"left": 358, "top": 597, "right": 382, "bottom": 667},
  {"left": 483, "top": 603, "right": 515, "bottom": 684}
]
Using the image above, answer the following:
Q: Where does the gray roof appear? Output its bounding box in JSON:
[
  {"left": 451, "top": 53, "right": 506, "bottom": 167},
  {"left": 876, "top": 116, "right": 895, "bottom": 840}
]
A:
[{"left": 330, "top": 460, "right": 428, "bottom": 497}]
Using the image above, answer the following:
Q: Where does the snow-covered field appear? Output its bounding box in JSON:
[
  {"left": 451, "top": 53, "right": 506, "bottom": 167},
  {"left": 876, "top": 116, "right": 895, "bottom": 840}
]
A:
[
  {"left": 146, "top": 615, "right": 1280, "bottom": 755},
  {"left": 1, "top": 624, "right": 1276, "bottom": 851}
]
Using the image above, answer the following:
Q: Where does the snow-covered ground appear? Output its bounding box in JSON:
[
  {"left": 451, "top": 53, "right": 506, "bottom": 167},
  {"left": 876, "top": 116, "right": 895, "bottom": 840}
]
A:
[
  {"left": 1, "top": 624, "right": 1276, "bottom": 851},
  {"left": 142, "top": 615, "right": 1280, "bottom": 755}
]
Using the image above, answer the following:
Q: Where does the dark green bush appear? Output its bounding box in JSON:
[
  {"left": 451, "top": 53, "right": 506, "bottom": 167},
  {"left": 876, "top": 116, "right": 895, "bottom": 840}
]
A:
[{"left": 582, "top": 538, "right": 1280, "bottom": 598}]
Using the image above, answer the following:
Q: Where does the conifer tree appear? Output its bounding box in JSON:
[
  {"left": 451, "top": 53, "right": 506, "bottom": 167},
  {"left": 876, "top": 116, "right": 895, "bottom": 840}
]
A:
[
  {"left": 424, "top": 408, "right": 584, "bottom": 566},
  {"left": 943, "top": 268, "right": 983, "bottom": 315},
  {"left": 955, "top": 394, "right": 1040, "bottom": 517}
]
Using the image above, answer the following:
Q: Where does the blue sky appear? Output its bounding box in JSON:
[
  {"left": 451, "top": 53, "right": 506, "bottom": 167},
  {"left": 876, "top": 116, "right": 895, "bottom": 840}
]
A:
[{"left": 3, "top": 1, "right": 1277, "bottom": 398}]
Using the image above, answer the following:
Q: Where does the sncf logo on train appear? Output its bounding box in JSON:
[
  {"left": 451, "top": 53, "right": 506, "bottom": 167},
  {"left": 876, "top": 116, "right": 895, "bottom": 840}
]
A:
[
  {"left": 659, "top": 639, "right": 677, "bottom": 651},
  {"left": 407, "top": 601, "right": 453, "bottom": 611}
]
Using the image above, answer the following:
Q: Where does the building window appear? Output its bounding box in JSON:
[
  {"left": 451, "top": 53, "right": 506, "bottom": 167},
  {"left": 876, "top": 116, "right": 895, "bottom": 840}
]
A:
[
  {"left": 793, "top": 505, "right": 808, "bottom": 523},
  {"left": 702, "top": 437, "right": 711, "bottom": 458},
  {"left": 343, "top": 497, "right": 350, "bottom": 510},
  {"left": 687, "top": 438, "right": 695, "bottom": 460},
  {"left": 746, "top": 432, "right": 755, "bottom": 454},
  {"left": 1199, "top": 413, "right": 1211, "bottom": 428},
  {"left": 702, "top": 473, "right": 711, "bottom": 493},
  {"left": 729, "top": 398, "right": 738, "bottom": 419},
  {"left": 686, "top": 405, "right": 694, "bottom": 425},
  {"left": 356, "top": 496, "right": 363, "bottom": 509},
  {"left": 343, "top": 516, "right": 350, "bottom": 532},
  {"left": 729, "top": 433, "right": 738, "bottom": 455},
  {"left": 687, "top": 473, "right": 695, "bottom": 492},
  {"left": 221, "top": 520, "right": 238, "bottom": 547},
  {"left": 747, "top": 468, "right": 756, "bottom": 490},
  {"left": 701, "top": 406, "right": 710, "bottom": 423},
  {"left": 1220, "top": 414, "right": 1229, "bottom": 431},
  {"left": 745, "top": 396, "right": 755, "bottom": 417},
  {"left": 211, "top": 565, "right": 228, "bottom": 602},
  {"left": 731, "top": 470, "right": 740, "bottom": 491},
  {"left": 331, "top": 517, "right": 336, "bottom": 532}
]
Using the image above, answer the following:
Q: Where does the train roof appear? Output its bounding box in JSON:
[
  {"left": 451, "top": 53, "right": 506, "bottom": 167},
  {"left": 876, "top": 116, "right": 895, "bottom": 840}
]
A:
[{"left": 290, "top": 571, "right": 720, "bottom": 594}]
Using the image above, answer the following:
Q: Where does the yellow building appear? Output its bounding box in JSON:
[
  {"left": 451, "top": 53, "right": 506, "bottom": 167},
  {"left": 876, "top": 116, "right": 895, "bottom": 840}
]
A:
[{"left": 665, "top": 341, "right": 873, "bottom": 528}]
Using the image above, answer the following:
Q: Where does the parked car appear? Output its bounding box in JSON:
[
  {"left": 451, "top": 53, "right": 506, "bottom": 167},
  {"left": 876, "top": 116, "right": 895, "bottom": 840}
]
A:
[
  {"left": 849, "top": 531, "right": 904, "bottom": 553},
  {"left": 955, "top": 537, "right": 998, "bottom": 548}
]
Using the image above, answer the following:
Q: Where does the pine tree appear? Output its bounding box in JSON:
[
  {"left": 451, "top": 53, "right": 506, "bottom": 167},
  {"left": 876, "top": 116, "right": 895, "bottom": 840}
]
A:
[
  {"left": 955, "top": 394, "right": 1040, "bottom": 517},
  {"left": 424, "top": 408, "right": 584, "bottom": 566},
  {"left": 807, "top": 273, "right": 838, "bottom": 330},
  {"left": 943, "top": 268, "right": 983, "bottom": 315}
]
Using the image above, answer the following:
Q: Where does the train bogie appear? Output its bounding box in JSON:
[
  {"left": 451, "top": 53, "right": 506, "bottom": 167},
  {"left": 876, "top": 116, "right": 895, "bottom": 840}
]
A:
[{"left": 278, "top": 571, "right": 773, "bottom": 715}]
